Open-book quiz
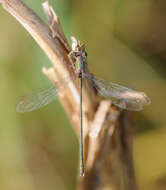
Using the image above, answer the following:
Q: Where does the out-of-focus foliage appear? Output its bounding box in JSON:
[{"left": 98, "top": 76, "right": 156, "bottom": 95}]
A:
[{"left": 0, "top": 0, "right": 166, "bottom": 190}]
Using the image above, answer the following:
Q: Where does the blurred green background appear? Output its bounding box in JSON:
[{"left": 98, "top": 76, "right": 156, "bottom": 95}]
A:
[{"left": 0, "top": 0, "right": 166, "bottom": 189}]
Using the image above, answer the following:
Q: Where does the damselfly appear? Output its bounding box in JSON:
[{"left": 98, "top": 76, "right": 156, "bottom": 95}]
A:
[{"left": 17, "top": 37, "right": 151, "bottom": 177}]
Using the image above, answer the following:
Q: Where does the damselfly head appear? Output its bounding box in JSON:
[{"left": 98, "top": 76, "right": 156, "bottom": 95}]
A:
[{"left": 71, "top": 37, "right": 87, "bottom": 58}]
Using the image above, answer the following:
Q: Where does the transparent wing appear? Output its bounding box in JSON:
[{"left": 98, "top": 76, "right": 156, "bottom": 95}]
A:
[
  {"left": 16, "top": 75, "right": 77, "bottom": 113},
  {"left": 84, "top": 73, "right": 151, "bottom": 111},
  {"left": 16, "top": 85, "right": 59, "bottom": 113}
]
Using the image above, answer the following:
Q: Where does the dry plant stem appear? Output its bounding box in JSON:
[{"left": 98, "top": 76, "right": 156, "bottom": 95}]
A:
[
  {"left": 0, "top": 1, "right": 137, "bottom": 189},
  {"left": 86, "top": 100, "right": 112, "bottom": 170},
  {"left": 42, "top": 1, "right": 70, "bottom": 52},
  {"left": 78, "top": 108, "right": 120, "bottom": 190},
  {"left": 118, "top": 112, "right": 138, "bottom": 190}
]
